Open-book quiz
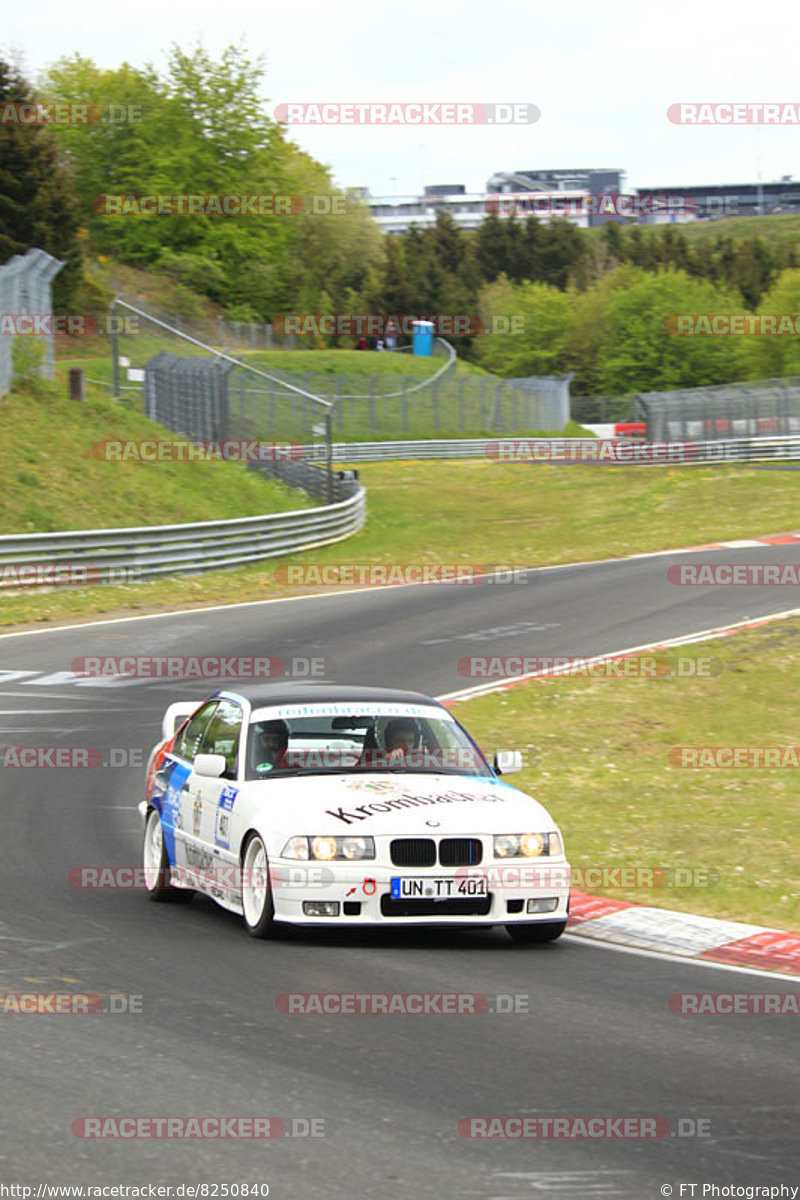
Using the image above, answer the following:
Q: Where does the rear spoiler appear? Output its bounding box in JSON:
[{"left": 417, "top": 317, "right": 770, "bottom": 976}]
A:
[{"left": 161, "top": 701, "right": 201, "bottom": 742}]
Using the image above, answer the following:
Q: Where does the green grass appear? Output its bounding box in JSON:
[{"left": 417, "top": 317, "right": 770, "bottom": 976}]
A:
[
  {"left": 0, "top": 383, "right": 312, "bottom": 535},
  {"left": 655, "top": 212, "right": 800, "bottom": 250},
  {"left": 583, "top": 212, "right": 800, "bottom": 252},
  {"left": 2, "top": 457, "right": 798, "bottom": 629},
  {"left": 245, "top": 349, "right": 487, "bottom": 377},
  {"left": 448, "top": 621, "right": 800, "bottom": 933},
  {"left": 52, "top": 337, "right": 583, "bottom": 442}
]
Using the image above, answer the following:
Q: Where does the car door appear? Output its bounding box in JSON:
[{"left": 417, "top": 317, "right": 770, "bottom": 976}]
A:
[
  {"left": 163, "top": 700, "right": 219, "bottom": 873},
  {"left": 193, "top": 699, "right": 244, "bottom": 884}
]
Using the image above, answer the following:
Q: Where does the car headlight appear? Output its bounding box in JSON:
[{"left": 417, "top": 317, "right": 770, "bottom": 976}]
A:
[
  {"left": 281, "top": 835, "right": 376, "bottom": 861},
  {"left": 493, "top": 832, "right": 562, "bottom": 858}
]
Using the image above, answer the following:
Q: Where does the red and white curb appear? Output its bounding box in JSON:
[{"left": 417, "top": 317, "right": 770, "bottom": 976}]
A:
[
  {"left": 630, "top": 530, "right": 800, "bottom": 557},
  {"left": 568, "top": 892, "right": 800, "bottom": 977}
]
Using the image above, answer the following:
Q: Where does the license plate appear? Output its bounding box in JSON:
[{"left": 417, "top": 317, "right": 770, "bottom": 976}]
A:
[{"left": 390, "top": 875, "right": 488, "bottom": 900}]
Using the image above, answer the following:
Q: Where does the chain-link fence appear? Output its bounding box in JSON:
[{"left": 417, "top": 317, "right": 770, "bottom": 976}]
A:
[
  {"left": 635, "top": 378, "right": 800, "bottom": 440},
  {"left": 121, "top": 301, "right": 300, "bottom": 352},
  {"left": 0, "top": 248, "right": 64, "bottom": 395},
  {"left": 143, "top": 352, "right": 234, "bottom": 442},
  {"left": 570, "top": 394, "right": 639, "bottom": 425},
  {"left": 223, "top": 363, "right": 572, "bottom": 440},
  {"left": 104, "top": 296, "right": 572, "bottom": 440}
]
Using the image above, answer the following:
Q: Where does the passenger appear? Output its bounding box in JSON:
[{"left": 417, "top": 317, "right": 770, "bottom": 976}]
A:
[{"left": 253, "top": 720, "right": 290, "bottom": 774}]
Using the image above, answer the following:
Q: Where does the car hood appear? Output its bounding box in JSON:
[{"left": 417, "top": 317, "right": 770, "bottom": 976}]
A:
[{"left": 248, "top": 772, "right": 557, "bottom": 837}]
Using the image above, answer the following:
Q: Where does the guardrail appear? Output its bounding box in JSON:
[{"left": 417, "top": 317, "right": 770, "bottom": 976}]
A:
[
  {"left": 0, "top": 489, "right": 366, "bottom": 588},
  {"left": 302, "top": 436, "right": 800, "bottom": 463},
  {"left": 3, "top": 433, "right": 797, "bottom": 590}
]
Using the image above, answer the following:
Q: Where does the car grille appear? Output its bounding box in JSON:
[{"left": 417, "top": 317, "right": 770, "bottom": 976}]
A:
[
  {"left": 439, "top": 838, "right": 482, "bottom": 867},
  {"left": 380, "top": 895, "right": 492, "bottom": 918},
  {"left": 390, "top": 838, "right": 436, "bottom": 867},
  {"left": 389, "top": 837, "right": 483, "bottom": 868}
]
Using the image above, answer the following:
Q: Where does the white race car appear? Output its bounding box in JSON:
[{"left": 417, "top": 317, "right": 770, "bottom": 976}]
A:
[{"left": 142, "top": 684, "right": 570, "bottom": 943}]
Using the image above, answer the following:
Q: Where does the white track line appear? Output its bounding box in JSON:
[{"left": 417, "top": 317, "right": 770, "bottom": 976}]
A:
[
  {"left": 1, "top": 532, "right": 799, "bottom": 639},
  {"left": 439, "top": 607, "right": 800, "bottom": 703}
]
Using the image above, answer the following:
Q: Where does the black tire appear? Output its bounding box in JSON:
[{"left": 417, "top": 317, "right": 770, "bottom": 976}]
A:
[
  {"left": 506, "top": 919, "right": 567, "bottom": 944},
  {"left": 241, "top": 833, "right": 280, "bottom": 938},
  {"left": 143, "top": 808, "right": 193, "bottom": 903}
]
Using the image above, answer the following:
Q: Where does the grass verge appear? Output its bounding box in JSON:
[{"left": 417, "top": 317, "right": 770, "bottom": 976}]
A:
[
  {"left": 1, "top": 459, "right": 798, "bottom": 630},
  {"left": 448, "top": 620, "right": 800, "bottom": 933},
  {"left": 0, "top": 385, "right": 312, "bottom": 535}
]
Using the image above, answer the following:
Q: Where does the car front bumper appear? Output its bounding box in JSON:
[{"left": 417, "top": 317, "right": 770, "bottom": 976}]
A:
[{"left": 268, "top": 859, "right": 571, "bottom": 927}]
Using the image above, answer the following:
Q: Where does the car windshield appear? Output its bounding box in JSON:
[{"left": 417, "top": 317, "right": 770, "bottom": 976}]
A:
[{"left": 244, "top": 707, "right": 492, "bottom": 781}]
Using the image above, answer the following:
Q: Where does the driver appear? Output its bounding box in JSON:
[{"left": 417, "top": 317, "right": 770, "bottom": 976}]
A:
[
  {"left": 383, "top": 718, "right": 419, "bottom": 763},
  {"left": 253, "top": 719, "right": 290, "bottom": 774}
]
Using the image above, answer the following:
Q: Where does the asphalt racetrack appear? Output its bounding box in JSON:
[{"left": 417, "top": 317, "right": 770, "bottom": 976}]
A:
[{"left": 1, "top": 541, "right": 799, "bottom": 1197}]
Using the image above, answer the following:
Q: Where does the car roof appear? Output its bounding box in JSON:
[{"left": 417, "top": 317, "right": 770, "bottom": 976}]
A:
[{"left": 215, "top": 683, "right": 445, "bottom": 711}]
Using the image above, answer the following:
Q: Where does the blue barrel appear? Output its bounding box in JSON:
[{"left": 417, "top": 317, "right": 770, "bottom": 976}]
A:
[{"left": 412, "top": 320, "right": 435, "bottom": 356}]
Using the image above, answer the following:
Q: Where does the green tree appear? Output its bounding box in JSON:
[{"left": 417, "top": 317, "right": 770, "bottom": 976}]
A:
[
  {"left": 739, "top": 268, "right": 800, "bottom": 379},
  {"left": 475, "top": 213, "right": 513, "bottom": 281},
  {"left": 593, "top": 268, "right": 748, "bottom": 393},
  {"left": 538, "top": 219, "right": 584, "bottom": 289},
  {"left": 44, "top": 45, "right": 382, "bottom": 317},
  {"left": 0, "top": 59, "right": 83, "bottom": 309},
  {"left": 474, "top": 275, "right": 575, "bottom": 377}
]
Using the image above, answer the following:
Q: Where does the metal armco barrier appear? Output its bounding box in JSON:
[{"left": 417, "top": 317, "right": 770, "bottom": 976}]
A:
[
  {"left": 0, "top": 490, "right": 365, "bottom": 589},
  {"left": 301, "top": 436, "right": 800, "bottom": 463}
]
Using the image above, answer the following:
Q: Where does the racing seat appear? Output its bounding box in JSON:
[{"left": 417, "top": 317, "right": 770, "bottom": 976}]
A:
[{"left": 358, "top": 724, "right": 380, "bottom": 768}]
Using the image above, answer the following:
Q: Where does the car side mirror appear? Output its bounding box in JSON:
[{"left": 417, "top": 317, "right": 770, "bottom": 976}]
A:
[
  {"left": 194, "top": 753, "right": 228, "bottom": 779},
  {"left": 493, "top": 750, "right": 522, "bottom": 776}
]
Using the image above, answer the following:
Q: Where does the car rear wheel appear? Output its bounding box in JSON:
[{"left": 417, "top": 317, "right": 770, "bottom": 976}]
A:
[
  {"left": 143, "top": 808, "right": 193, "bottom": 903},
  {"left": 506, "top": 919, "right": 567, "bottom": 944},
  {"left": 241, "top": 834, "right": 279, "bottom": 938}
]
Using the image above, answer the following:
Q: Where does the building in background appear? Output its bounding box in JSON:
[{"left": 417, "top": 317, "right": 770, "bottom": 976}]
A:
[
  {"left": 487, "top": 168, "right": 624, "bottom": 227},
  {"left": 635, "top": 177, "right": 800, "bottom": 221},
  {"left": 361, "top": 170, "right": 799, "bottom": 233},
  {"left": 367, "top": 181, "right": 592, "bottom": 233}
]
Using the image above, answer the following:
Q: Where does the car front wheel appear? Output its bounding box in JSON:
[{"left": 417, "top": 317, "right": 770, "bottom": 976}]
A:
[
  {"left": 506, "top": 919, "right": 567, "bottom": 944},
  {"left": 143, "top": 808, "right": 192, "bottom": 903},
  {"left": 241, "top": 834, "right": 279, "bottom": 938}
]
